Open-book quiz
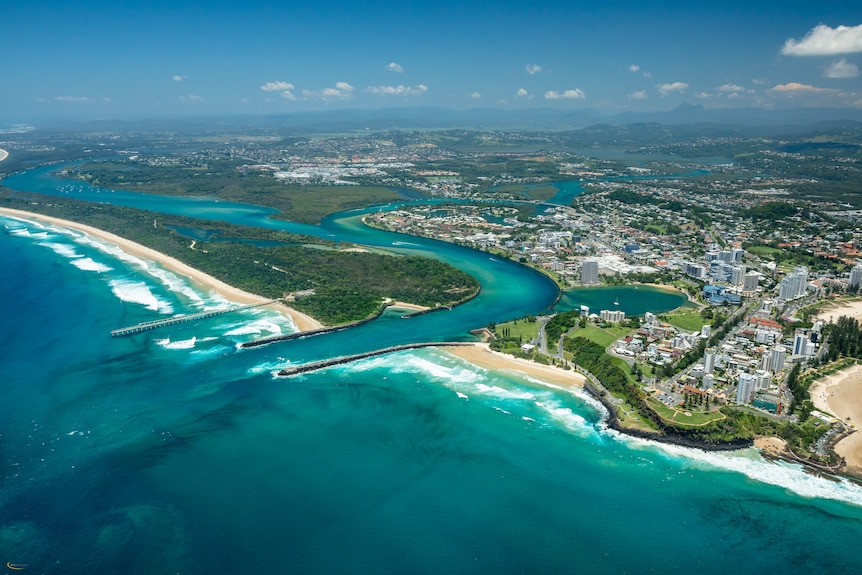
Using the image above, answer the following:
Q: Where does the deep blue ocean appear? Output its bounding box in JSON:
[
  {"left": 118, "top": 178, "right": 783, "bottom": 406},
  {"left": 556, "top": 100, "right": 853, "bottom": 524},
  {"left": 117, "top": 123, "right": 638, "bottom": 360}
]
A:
[{"left": 3, "top": 167, "right": 862, "bottom": 574}]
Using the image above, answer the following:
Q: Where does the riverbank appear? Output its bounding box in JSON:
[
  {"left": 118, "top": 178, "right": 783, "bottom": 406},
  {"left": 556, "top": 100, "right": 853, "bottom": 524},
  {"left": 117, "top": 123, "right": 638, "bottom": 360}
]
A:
[
  {"left": 810, "top": 363, "right": 862, "bottom": 477},
  {"left": 0, "top": 207, "right": 323, "bottom": 332}
]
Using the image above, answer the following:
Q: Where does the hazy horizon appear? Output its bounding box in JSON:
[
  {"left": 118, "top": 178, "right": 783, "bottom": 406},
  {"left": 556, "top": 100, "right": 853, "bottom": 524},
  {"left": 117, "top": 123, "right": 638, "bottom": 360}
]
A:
[{"left": 3, "top": 0, "right": 862, "bottom": 123}]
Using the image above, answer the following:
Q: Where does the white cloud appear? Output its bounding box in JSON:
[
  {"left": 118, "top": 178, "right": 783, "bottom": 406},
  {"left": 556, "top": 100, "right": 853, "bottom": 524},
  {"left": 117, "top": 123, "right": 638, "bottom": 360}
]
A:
[
  {"left": 53, "top": 96, "right": 89, "bottom": 103},
  {"left": 260, "top": 81, "right": 296, "bottom": 100},
  {"left": 642, "top": 71, "right": 652, "bottom": 78},
  {"left": 515, "top": 88, "right": 533, "bottom": 99},
  {"left": 825, "top": 58, "right": 860, "bottom": 78},
  {"left": 719, "top": 83, "right": 745, "bottom": 92},
  {"left": 657, "top": 82, "right": 688, "bottom": 96},
  {"left": 179, "top": 94, "right": 205, "bottom": 104},
  {"left": 525, "top": 64, "right": 542, "bottom": 75},
  {"left": 769, "top": 82, "right": 835, "bottom": 94},
  {"left": 752, "top": 78, "right": 766, "bottom": 85},
  {"left": 469, "top": 91, "right": 481, "bottom": 99},
  {"left": 260, "top": 81, "right": 294, "bottom": 92},
  {"left": 628, "top": 64, "right": 640, "bottom": 73},
  {"left": 304, "top": 82, "right": 355, "bottom": 100},
  {"left": 366, "top": 84, "right": 428, "bottom": 96},
  {"left": 781, "top": 24, "right": 862, "bottom": 56},
  {"left": 695, "top": 92, "right": 712, "bottom": 99},
  {"left": 387, "top": 62, "right": 404, "bottom": 73},
  {"left": 172, "top": 75, "right": 185, "bottom": 82},
  {"left": 628, "top": 90, "right": 648, "bottom": 100},
  {"left": 544, "top": 89, "right": 586, "bottom": 100}
]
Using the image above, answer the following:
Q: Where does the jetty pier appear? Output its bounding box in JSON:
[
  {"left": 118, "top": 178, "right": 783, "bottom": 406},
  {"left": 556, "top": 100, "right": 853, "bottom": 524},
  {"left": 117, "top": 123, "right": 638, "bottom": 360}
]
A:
[{"left": 110, "top": 300, "right": 281, "bottom": 337}]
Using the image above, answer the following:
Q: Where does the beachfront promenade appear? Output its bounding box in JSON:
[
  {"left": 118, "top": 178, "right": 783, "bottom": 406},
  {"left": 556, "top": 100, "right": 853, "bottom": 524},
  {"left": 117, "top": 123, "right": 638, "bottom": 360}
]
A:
[{"left": 110, "top": 300, "right": 281, "bottom": 337}]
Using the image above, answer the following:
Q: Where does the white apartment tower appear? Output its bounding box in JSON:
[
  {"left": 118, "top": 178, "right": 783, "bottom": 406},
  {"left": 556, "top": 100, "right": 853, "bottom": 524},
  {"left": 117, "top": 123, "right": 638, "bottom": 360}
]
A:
[
  {"left": 779, "top": 266, "right": 809, "bottom": 300},
  {"left": 850, "top": 262, "right": 862, "bottom": 290}
]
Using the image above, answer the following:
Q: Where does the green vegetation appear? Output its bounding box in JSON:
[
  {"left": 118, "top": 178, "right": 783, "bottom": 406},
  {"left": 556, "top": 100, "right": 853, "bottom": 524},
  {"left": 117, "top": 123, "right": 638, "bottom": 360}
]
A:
[
  {"left": 661, "top": 309, "right": 709, "bottom": 332},
  {"left": 0, "top": 191, "right": 478, "bottom": 325},
  {"left": 575, "top": 324, "right": 630, "bottom": 348},
  {"left": 544, "top": 310, "right": 581, "bottom": 343},
  {"left": 740, "top": 201, "right": 799, "bottom": 221},
  {"left": 490, "top": 316, "right": 540, "bottom": 356}
]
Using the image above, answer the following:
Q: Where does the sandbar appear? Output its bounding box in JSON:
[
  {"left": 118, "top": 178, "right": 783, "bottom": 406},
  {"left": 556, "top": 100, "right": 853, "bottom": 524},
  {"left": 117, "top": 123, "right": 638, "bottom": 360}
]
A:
[
  {"left": 444, "top": 342, "right": 586, "bottom": 388},
  {"left": 0, "top": 207, "right": 323, "bottom": 331},
  {"left": 0, "top": 148, "right": 8, "bottom": 162},
  {"left": 809, "top": 362, "right": 862, "bottom": 475}
]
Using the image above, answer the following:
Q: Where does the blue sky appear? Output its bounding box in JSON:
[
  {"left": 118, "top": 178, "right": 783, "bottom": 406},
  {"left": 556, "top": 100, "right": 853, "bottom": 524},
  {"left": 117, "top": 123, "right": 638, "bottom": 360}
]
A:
[{"left": 3, "top": 0, "right": 862, "bottom": 121}]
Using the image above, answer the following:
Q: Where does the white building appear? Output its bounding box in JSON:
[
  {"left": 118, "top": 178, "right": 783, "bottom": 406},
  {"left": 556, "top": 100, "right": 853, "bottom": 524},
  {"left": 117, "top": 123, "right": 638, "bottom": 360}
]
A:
[
  {"left": 737, "top": 373, "right": 757, "bottom": 404},
  {"left": 768, "top": 345, "right": 786, "bottom": 372},
  {"left": 600, "top": 309, "right": 626, "bottom": 323},
  {"left": 779, "top": 266, "right": 809, "bottom": 300},
  {"left": 850, "top": 262, "right": 862, "bottom": 290},
  {"left": 704, "top": 349, "right": 716, "bottom": 375}
]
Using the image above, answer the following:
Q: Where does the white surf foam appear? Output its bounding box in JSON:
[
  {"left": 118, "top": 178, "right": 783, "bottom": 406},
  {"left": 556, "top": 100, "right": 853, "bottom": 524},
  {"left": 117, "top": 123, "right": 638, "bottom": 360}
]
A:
[
  {"left": 155, "top": 337, "right": 197, "bottom": 350},
  {"left": 351, "top": 352, "right": 483, "bottom": 386},
  {"left": 603, "top": 426, "right": 862, "bottom": 507},
  {"left": 474, "top": 383, "right": 536, "bottom": 401},
  {"left": 37, "top": 241, "right": 80, "bottom": 259},
  {"left": 223, "top": 318, "right": 286, "bottom": 337},
  {"left": 69, "top": 257, "right": 113, "bottom": 273},
  {"left": 108, "top": 279, "right": 174, "bottom": 313},
  {"left": 74, "top": 234, "right": 211, "bottom": 308},
  {"left": 534, "top": 401, "right": 595, "bottom": 438}
]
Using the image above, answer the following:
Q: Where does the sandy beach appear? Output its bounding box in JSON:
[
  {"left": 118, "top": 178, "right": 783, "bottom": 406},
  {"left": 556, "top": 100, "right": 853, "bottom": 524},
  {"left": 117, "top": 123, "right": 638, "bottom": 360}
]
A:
[
  {"left": 809, "top": 363, "right": 862, "bottom": 475},
  {"left": 0, "top": 207, "right": 323, "bottom": 331},
  {"left": 0, "top": 148, "right": 8, "bottom": 162},
  {"left": 445, "top": 342, "right": 587, "bottom": 388},
  {"left": 814, "top": 298, "right": 862, "bottom": 325}
]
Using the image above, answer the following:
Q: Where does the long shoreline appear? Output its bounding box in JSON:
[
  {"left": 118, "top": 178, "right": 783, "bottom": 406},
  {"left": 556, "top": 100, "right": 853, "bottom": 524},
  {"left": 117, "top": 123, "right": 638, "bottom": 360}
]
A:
[
  {"left": 0, "top": 207, "right": 323, "bottom": 332},
  {"left": 810, "top": 363, "right": 862, "bottom": 477},
  {"left": 7, "top": 206, "right": 857, "bottom": 477}
]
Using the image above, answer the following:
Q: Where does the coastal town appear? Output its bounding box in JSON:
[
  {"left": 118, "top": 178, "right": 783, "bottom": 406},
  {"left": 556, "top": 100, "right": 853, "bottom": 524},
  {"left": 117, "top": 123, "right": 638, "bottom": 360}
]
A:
[{"left": 3, "top": 127, "right": 862, "bottom": 473}]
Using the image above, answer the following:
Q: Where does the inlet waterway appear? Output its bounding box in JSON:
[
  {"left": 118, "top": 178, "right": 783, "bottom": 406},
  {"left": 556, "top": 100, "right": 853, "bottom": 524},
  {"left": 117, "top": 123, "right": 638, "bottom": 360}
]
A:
[
  {"left": 3, "top": 163, "right": 862, "bottom": 575},
  {"left": 1, "top": 164, "right": 684, "bottom": 358}
]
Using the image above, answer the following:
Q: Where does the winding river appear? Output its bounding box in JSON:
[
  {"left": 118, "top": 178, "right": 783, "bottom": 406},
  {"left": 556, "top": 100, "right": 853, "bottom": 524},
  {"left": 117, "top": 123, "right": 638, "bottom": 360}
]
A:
[{"left": 2, "top": 163, "right": 683, "bottom": 362}]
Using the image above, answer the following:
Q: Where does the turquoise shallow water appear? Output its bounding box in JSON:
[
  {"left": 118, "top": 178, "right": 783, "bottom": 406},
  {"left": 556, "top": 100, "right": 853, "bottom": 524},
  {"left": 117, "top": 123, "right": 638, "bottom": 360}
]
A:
[{"left": 3, "top": 167, "right": 862, "bottom": 573}]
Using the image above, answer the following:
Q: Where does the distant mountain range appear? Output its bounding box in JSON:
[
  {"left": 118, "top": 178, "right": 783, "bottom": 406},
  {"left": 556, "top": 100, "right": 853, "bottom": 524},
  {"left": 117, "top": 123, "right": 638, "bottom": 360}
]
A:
[{"left": 39, "top": 104, "right": 862, "bottom": 135}]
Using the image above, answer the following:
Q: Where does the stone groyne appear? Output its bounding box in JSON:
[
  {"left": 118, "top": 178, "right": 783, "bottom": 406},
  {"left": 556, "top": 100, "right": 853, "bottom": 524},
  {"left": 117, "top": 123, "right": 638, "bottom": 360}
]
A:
[{"left": 276, "top": 342, "right": 473, "bottom": 377}]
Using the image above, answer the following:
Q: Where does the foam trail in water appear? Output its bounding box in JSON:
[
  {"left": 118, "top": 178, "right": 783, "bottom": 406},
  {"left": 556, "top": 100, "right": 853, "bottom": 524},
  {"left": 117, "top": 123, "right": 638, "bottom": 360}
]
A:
[
  {"left": 69, "top": 257, "right": 113, "bottom": 273},
  {"left": 108, "top": 279, "right": 174, "bottom": 313},
  {"left": 155, "top": 337, "right": 197, "bottom": 350},
  {"left": 37, "top": 241, "right": 81, "bottom": 259},
  {"left": 604, "top": 426, "right": 862, "bottom": 507},
  {"left": 74, "top": 235, "right": 211, "bottom": 309}
]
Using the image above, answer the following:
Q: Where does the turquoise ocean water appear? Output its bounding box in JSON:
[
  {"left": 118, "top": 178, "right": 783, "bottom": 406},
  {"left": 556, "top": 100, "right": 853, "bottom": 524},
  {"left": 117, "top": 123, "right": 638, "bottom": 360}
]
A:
[{"left": 3, "top": 168, "right": 862, "bottom": 573}]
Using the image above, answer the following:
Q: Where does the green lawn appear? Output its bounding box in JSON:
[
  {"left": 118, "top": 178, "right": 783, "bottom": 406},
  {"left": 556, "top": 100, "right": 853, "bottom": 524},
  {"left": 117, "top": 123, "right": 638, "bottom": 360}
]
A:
[
  {"left": 662, "top": 310, "right": 709, "bottom": 332},
  {"left": 646, "top": 396, "right": 726, "bottom": 426},
  {"left": 747, "top": 245, "right": 783, "bottom": 259},
  {"left": 494, "top": 317, "right": 541, "bottom": 342},
  {"left": 576, "top": 324, "right": 631, "bottom": 347}
]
